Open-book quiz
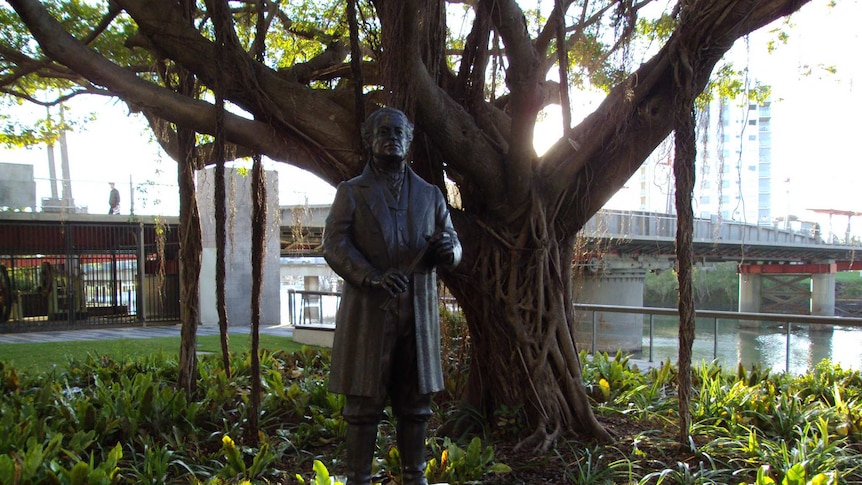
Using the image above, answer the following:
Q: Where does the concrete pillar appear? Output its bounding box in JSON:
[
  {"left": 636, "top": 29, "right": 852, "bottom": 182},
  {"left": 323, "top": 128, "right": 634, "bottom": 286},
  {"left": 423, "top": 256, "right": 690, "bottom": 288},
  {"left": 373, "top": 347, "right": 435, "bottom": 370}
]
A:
[
  {"left": 573, "top": 268, "right": 645, "bottom": 353},
  {"left": 810, "top": 273, "right": 835, "bottom": 316},
  {"left": 197, "top": 167, "right": 281, "bottom": 326},
  {"left": 810, "top": 272, "right": 835, "bottom": 333},
  {"left": 738, "top": 273, "right": 762, "bottom": 328}
]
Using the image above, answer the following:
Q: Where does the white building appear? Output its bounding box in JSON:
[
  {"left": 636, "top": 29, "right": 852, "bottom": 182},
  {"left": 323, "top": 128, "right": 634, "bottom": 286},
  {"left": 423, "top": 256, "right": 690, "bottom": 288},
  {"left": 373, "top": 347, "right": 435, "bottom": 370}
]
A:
[{"left": 608, "top": 93, "right": 774, "bottom": 225}]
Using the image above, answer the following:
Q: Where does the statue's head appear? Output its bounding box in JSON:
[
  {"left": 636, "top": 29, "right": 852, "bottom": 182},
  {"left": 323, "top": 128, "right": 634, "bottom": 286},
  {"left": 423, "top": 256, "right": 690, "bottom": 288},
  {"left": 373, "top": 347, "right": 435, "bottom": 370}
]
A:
[{"left": 362, "top": 108, "right": 414, "bottom": 165}]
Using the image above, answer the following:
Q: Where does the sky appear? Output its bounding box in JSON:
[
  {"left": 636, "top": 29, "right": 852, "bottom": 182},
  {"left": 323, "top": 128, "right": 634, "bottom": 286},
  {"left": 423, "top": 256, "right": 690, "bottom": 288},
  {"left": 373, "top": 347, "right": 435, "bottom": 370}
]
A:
[
  {"left": 748, "top": 0, "right": 861, "bottom": 220},
  {"left": 0, "top": 95, "right": 336, "bottom": 215},
  {"left": 0, "top": 0, "right": 859, "bottom": 235}
]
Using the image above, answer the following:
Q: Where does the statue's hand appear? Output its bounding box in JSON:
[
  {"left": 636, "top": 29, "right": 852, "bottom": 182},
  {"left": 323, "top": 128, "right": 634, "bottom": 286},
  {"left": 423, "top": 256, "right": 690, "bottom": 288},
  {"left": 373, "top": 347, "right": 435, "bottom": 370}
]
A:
[
  {"left": 427, "top": 232, "right": 455, "bottom": 266},
  {"left": 369, "top": 269, "right": 409, "bottom": 298}
]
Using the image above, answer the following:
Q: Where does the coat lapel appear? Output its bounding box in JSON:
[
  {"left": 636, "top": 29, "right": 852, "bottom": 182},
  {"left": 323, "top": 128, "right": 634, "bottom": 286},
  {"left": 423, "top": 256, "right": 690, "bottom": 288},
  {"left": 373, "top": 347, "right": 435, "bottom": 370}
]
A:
[{"left": 355, "top": 164, "right": 394, "bottom": 259}]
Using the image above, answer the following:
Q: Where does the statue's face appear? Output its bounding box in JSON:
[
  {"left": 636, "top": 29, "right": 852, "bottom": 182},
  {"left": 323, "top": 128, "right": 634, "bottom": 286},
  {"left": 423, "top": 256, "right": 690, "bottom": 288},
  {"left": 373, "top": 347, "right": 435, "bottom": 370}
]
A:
[{"left": 370, "top": 112, "right": 410, "bottom": 166}]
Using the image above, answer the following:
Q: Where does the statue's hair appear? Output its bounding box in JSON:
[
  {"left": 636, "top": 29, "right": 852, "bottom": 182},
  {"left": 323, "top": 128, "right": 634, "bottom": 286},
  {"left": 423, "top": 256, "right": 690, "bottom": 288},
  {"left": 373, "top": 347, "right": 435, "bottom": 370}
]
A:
[{"left": 361, "top": 107, "right": 414, "bottom": 149}]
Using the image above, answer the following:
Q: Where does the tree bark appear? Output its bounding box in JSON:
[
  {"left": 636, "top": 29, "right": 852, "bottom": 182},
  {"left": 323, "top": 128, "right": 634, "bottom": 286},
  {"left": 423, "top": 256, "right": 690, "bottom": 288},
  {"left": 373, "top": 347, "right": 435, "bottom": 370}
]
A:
[
  {"left": 446, "top": 194, "right": 612, "bottom": 449},
  {"left": 674, "top": 101, "right": 696, "bottom": 445},
  {"left": 209, "top": 0, "right": 233, "bottom": 380},
  {"left": 248, "top": 157, "right": 265, "bottom": 435},
  {"left": 214, "top": 95, "right": 231, "bottom": 379},
  {"left": 176, "top": 129, "right": 202, "bottom": 397},
  {"left": 175, "top": 0, "right": 202, "bottom": 398},
  {"left": 671, "top": 3, "right": 711, "bottom": 446}
]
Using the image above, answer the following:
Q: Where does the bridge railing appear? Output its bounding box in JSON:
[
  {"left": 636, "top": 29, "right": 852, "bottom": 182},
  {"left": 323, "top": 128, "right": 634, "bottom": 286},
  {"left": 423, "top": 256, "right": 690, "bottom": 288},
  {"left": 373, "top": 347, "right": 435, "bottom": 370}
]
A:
[
  {"left": 582, "top": 209, "right": 820, "bottom": 245},
  {"left": 575, "top": 303, "right": 862, "bottom": 373}
]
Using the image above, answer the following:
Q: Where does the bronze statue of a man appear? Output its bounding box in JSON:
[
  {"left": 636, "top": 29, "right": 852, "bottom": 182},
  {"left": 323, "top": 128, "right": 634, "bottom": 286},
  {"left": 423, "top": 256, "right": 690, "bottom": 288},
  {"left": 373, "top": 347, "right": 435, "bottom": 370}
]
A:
[{"left": 323, "top": 107, "right": 462, "bottom": 485}]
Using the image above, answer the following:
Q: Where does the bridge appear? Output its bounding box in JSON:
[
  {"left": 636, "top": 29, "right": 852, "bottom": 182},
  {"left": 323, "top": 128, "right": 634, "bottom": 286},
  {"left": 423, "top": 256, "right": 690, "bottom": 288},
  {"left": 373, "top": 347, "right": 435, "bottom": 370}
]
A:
[
  {"left": 2, "top": 204, "right": 858, "bottom": 335},
  {"left": 278, "top": 204, "right": 859, "bottom": 263},
  {"left": 277, "top": 205, "right": 861, "bottom": 338},
  {"left": 570, "top": 210, "right": 860, "bottom": 348}
]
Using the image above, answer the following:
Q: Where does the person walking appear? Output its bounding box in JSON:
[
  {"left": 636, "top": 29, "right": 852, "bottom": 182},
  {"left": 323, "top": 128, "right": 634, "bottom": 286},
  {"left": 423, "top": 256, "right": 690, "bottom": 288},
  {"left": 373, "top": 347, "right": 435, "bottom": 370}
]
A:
[{"left": 108, "top": 182, "right": 120, "bottom": 215}]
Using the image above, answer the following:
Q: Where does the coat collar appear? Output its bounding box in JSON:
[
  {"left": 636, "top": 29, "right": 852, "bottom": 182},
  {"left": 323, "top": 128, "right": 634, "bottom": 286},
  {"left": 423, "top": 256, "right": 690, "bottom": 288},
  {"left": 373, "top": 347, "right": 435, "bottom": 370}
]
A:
[{"left": 355, "top": 162, "right": 423, "bottom": 256}]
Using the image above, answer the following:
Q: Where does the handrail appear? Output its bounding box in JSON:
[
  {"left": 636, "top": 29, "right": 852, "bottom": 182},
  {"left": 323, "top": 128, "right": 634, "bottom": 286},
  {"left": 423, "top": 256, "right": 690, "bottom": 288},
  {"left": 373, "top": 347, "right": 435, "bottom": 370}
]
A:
[
  {"left": 286, "top": 289, "right": 341, "bottom": 327},
  {"left": 284, "top": 289, "right": 862, "bottom": 373},
  {"left": 574, "top": 303, "right": 862, "bottom": 372}
]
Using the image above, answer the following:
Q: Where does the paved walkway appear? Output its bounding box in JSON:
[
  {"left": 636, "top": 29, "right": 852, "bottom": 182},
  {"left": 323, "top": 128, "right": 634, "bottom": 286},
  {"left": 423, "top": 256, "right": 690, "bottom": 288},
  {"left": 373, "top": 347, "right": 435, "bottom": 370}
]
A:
[{"left": 0, "top": 324, "right": 294, "bottom": 344}]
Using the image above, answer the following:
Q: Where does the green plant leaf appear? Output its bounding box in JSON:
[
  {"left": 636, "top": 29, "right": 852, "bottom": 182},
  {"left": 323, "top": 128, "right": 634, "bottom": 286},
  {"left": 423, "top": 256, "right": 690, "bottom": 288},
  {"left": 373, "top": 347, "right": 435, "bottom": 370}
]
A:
[
  {"left": 312, "top": 459, "right": 330, "bottom": 485},
  {"left": 784, "top": 463, "right": 806, "bottom": 485}
]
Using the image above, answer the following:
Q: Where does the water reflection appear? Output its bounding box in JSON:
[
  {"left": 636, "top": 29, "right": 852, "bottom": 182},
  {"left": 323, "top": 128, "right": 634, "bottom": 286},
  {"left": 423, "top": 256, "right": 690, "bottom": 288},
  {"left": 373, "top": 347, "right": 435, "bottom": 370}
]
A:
[{"left": 634, "top": 317, "right": 862, "bottom": 374}]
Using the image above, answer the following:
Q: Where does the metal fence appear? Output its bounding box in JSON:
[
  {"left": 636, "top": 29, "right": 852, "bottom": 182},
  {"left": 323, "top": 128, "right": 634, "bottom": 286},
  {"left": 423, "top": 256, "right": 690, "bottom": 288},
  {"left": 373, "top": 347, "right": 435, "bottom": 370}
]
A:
[
  {"left": 574, "top": 303, "right": 862, "bottom": 373},
  {"left": 0, "top": 218, "right": 180, "bottom": 329},
  {"left": 286, "top": 289, "right": 341, "bottom": 327},
  {"left": 282, "top": 288, "right": 862, "bottom": 374}
]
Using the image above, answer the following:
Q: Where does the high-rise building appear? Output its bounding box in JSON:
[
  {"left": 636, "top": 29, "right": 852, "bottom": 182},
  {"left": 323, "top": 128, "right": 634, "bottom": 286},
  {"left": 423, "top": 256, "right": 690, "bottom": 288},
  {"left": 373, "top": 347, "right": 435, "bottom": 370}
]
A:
[{"left": 609, "top": 93, "right": 773, "bottom": 225}]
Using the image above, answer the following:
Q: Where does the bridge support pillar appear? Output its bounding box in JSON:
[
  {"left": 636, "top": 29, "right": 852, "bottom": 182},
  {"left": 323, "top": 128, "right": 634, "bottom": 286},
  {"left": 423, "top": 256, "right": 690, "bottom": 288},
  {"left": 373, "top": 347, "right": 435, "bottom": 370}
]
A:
[
  {"left": 574, "top": 268, "right": 645, "bottom": 353},
  {"left": 810, "top": 270, "right": 835, "bottom": 333},
  {"left": 738, "top": 273, "right": 762, "bottom": 328}
]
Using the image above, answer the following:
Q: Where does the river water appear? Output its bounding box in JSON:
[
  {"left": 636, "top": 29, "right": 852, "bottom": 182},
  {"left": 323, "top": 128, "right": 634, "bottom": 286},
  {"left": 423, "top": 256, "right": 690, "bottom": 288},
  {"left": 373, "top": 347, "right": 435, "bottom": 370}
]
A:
[{"left": 633, "top": 316, "right": 862, "bottom": 374}]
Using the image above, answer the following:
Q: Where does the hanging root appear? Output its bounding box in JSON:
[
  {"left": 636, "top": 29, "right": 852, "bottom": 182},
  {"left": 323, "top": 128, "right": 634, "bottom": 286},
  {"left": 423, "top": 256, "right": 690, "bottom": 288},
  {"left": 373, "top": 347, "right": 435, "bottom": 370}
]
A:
[{"left": 514, "top": 422, "right": 563, "bottom": 454}]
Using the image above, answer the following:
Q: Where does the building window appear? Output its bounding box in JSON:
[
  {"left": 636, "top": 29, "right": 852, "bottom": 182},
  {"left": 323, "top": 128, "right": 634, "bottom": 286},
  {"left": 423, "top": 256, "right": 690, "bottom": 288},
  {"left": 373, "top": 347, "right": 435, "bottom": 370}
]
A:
[
  {"left": 748, "top": 119, "right": 757, "bottom": 126},
  {"left": 749, "top": 135, "right": 756, "bottom": 141},
  {"left": 749, "top": 103, "right": 757, "bottom": 110}
]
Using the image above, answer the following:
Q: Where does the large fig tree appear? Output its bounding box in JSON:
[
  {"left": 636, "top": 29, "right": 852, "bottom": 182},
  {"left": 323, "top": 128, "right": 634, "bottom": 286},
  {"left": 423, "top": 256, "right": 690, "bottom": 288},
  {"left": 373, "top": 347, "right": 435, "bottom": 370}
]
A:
[{"left": 3, "top": 0, "right": 809, "bottom": 445}]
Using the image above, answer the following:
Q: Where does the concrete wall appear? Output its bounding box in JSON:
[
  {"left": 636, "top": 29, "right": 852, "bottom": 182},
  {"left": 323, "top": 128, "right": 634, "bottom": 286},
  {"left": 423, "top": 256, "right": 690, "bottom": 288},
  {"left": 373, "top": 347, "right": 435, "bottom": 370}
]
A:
[
  {"left": 197, "top": 167, "right": 281, "bottom": 326},
  {"left": 0, "top": 163, "right": 36, "bottom": 210}
]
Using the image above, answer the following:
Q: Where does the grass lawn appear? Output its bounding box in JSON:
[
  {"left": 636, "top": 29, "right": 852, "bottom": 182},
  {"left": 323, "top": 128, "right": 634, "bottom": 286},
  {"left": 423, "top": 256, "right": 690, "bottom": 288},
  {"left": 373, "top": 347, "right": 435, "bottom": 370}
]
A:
[
  {"left": 0, "top": 334, "right": 304, "bottom": 374},
  {"left": 836, "top": 270, "right": 862, "bottom": 283}
]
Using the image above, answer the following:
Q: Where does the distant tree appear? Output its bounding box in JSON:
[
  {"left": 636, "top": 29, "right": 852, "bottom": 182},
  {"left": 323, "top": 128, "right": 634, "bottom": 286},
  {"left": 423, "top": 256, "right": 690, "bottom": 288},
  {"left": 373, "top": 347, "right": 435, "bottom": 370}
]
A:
[
  {"left": 3, "top": 0, "right": 810, "bottom": 446},
  {"left": 646, "top": 263, "right": 740, "bottom": 311}
]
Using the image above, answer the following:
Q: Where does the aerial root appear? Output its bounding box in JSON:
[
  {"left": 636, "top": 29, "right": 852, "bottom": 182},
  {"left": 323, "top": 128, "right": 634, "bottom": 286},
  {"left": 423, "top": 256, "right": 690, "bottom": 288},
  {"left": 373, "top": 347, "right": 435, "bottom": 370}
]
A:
[{"left": 514, "top": 422, "right": 563, "bottom": 454}]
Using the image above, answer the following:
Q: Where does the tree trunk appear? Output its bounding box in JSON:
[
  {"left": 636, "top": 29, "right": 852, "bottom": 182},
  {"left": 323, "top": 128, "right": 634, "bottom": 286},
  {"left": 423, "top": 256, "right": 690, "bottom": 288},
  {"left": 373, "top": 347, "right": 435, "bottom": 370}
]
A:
[
  {"left": 212, "top": 0, "right": 232, "bottom": 380},
  {"left": 177, "top": 132, "right": 202, "bottom": 397},
  {"left": 175, "top": 0, "right": 202, "bottom": 395},
  {"left": 214, "top": 125, "right": 231, "bottom": 379},
  {"left": 447, "top": 194, "right": 612, "bottom": 450},
  {"left": 672, "top": 43, "right": 698, "bottom": 446},
  {"left": 248, "top": 156, "right": 265, "bottom": 435}
]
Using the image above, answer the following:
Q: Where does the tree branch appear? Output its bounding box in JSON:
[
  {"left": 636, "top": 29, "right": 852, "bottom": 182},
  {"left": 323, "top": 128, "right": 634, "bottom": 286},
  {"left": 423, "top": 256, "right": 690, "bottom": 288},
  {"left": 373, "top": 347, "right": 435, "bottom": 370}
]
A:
[
  {"left": 118, "top": 0, "right": 359, "bottom": 180},
  {"left": 7, "top": 0, "right": 355, "bottom": 184},
  {"left": 479, "top": 0, "right": 542, "bottom": 215},
  {"left": 540, "top": 0, "right": 810, "bottom": 233},
  {"left": 139, "top": 109, "right": 255, "bottom": 167}
]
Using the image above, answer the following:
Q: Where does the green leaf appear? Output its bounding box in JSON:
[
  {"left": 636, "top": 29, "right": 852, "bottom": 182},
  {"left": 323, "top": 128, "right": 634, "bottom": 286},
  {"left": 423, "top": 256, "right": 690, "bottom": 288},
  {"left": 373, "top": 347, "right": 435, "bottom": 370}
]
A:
[
  {"left": 69, "top": 461, "right": 91, "bottom": 485},
  {"left": 783, "top": 463, "right": 806, "bottom": 485},
  {"left": 312, "top": 459, "right": 331, "bottom": 485}
]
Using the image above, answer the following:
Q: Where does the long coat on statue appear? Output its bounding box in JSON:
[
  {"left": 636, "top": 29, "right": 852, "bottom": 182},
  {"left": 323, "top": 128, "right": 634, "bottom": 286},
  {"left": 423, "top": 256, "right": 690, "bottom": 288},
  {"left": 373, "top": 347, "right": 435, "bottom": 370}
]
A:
[{"left": 323, "top": 163, "right": 461, "bottom": 398}]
